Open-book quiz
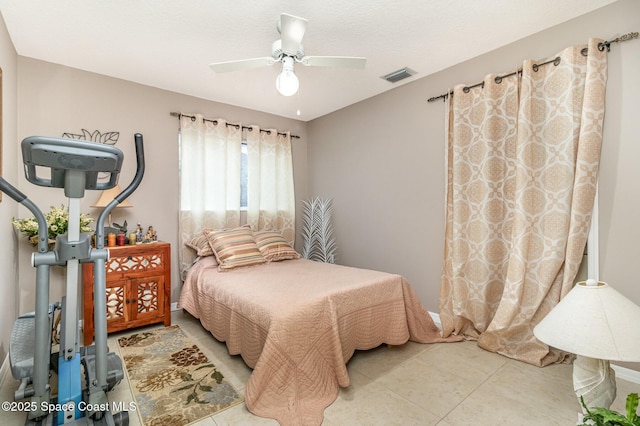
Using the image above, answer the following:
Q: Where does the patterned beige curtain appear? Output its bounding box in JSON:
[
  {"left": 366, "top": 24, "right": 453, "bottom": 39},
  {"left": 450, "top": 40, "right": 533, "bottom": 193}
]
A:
[
  {"left": 178, "top": 115, "right": 242, "bottom": 276},
  {"left": 245, "top": 126, "right": 296, "bottom": 245},
  {"left": 440, "top": 38, "right": 608, "bottom": 366}
]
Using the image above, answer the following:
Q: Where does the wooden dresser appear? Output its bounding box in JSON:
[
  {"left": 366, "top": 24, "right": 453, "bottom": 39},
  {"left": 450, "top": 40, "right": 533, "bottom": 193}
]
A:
[{"left": 83, "top": 241, "right": 171, "bottom": 345}]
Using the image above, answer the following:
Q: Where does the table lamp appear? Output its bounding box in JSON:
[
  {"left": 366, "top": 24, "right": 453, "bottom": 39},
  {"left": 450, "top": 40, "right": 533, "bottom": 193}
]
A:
[
  {"left": 534, "top": 279, "right": 640, "bottom": 415},
  {"left": 91, "top": 184, "right": 132, "bottom": 234}
]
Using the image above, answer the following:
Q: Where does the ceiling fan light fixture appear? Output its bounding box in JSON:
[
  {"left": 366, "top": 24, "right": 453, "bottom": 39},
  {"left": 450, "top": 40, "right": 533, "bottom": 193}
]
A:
[
  {"left": 208, "top": 13, "right": 366, "bottom": 97},
  {"left": 276, "top": 56, "right": 299, "bottom": 96}
]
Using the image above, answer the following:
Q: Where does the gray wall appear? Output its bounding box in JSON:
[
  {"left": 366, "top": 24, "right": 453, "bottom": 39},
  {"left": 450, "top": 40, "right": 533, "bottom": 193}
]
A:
[
  {"left": 10, "top": 58, "right": 308, "bottom": 319},
  {"left": 0, "top": 11, "right": 19, "bottom": 365},
  {"left": 307, "top": 0, "right": 640, "bottom": 334}
]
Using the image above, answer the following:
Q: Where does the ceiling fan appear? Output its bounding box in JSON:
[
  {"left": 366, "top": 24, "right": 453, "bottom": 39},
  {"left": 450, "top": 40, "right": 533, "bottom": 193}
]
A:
[{"left": 209, "top": 13, "right": 367, "bottom": 96}]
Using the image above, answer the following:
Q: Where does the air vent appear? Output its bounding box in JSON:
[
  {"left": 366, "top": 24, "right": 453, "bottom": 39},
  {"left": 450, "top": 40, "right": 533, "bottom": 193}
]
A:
[{"left": 381, "top": 67, "right": 416, "bottom": 83}]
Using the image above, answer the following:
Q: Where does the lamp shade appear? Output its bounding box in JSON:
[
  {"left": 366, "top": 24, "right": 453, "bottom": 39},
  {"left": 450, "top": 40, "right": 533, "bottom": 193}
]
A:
[
  {"left": 534, "top": 280, "right": 640, "bottom": 362},
  {"left": 91, "top": 184, "right": 133, "bottom": 208}
]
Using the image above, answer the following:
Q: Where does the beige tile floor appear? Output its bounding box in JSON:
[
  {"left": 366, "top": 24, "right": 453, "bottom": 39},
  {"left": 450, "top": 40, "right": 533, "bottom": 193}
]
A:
[{"left": 2, "top": 310, "right": 638, "bottom": 425}]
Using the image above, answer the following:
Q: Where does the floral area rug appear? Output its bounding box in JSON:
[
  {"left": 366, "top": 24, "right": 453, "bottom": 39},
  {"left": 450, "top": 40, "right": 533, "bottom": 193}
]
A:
[{"left": 117, "top": 325, "right": 244, "bottom": 425}]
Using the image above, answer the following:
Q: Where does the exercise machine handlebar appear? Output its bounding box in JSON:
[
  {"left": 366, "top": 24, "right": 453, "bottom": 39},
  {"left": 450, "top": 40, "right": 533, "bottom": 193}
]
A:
[{"left": 95, "top": 133, "right": 145, "bottom": 249}]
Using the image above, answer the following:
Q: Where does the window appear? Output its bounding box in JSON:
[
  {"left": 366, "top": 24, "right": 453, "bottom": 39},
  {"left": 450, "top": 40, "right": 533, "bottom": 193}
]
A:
[
  {"left": 240, "top": 142, "right": 247, "bottom": 208},
  {"left": 178, "top": 115, "right": 296, "bottom": 275}
]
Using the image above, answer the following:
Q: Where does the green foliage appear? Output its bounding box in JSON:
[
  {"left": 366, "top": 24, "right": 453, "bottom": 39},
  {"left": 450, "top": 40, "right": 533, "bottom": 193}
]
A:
[
  {"left": 12, "top": 204, "right": 93, "bottom": 245},
  {"left": 580, "top": 393, "right": 640, "bottom": 426}
]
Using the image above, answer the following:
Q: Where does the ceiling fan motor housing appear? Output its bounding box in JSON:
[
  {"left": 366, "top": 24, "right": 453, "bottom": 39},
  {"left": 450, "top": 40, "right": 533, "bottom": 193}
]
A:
[{"left": 271, "top": 39, "right": 305, "bottom": 61}]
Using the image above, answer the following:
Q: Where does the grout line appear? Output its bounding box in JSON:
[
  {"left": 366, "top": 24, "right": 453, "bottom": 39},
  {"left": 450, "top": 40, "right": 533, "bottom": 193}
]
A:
[
  {"left": 438, "top": 356, "right": 511, "bottom": 422},
  {"left": 427, "top": 311, "right": 640, "bottom": 385}
]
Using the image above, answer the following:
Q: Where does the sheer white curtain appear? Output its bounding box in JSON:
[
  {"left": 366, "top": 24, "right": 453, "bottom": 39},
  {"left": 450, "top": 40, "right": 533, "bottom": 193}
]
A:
[
  {"left": 178, "top": 114, "right": 242, "bottom": 275},
  {"left": 245, "top": 126, "right": 296, "bottom": 245}
]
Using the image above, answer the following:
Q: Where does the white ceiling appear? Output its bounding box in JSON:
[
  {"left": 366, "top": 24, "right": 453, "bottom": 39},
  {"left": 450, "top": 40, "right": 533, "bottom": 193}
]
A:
[{"left": 0, "top": 0, "right": 617, "bottom": 121}]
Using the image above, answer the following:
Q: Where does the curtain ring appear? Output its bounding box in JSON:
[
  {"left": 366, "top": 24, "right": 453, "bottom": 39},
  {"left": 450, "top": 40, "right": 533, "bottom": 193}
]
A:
[
  {"left": 495, "top": 76, "right": 503, "bottom": 84},
  {"left": 463, "top": 86, "right": 470, "bottom": 93},
  {"left": 190, "top": 116, "right": 196, "bottom": 122},
  {"left": 553, "top": 57, "right": 561, "bottom": 66}
]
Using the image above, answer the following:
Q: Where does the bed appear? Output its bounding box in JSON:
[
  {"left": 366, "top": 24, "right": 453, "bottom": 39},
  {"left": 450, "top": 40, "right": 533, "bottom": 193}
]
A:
[{"left": 178, "top": 228, "right": 460, "bottom": 425}]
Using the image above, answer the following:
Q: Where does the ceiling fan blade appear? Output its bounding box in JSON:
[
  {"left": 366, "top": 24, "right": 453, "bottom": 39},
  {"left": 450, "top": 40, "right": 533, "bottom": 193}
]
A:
[
  {"left": 209, "top": 57, "right": 276, "bottom": 73},
  {"left": 279, "top": 13, "right": 308, "bottom": 55},
  {"left": 300, "top": 56, "right": 367, "bottom": 69}
]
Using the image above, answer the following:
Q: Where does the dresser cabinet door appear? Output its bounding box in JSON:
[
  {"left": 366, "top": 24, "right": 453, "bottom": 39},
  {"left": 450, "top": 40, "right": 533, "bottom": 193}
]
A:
[
  {"left": 131, "top": 276, "right": 165, "bottom": 323},
  {"left": 83, "top": 242, "right": 171, "bottom": 345}
]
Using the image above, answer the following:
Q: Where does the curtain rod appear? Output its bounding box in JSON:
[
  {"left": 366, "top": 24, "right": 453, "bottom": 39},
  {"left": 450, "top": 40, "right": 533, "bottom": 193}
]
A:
[
  {"left": 427, "top": 31, "right": 639, "bottom": 103},
  {"left": 170, "top": 112, "right": 300, "bottom": 139}
]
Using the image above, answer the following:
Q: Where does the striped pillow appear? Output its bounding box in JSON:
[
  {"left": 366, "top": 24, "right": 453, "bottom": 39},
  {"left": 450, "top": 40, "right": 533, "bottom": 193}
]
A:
[
  {"left": 205, "top": 226, "right": 265, "bottom": 270},
  {"left": 254, "top": 230, "right": 300, "bottom": 262},
  {"left": 186, "top": 230, "right": 214, "bottom": 257}
]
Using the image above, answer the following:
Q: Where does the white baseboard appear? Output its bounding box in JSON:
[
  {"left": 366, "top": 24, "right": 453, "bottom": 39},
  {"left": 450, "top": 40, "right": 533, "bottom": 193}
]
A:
[
  {"left": 428, "top": 311, "right": 441, "bottom": 329},
  {"left": 427, "top": 311, "right": 640, "bottom": 384},
  {"left": 0, "top": 353, "right": 9, "bottom": 390},
  {"left": 612, "top": 363, "right": 640, "bottom": 384}
]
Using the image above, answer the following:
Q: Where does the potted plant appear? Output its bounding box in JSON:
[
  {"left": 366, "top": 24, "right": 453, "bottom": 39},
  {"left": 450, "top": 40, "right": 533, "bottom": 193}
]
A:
[
  {"left": 580, "top": 393, "right": 639, "bottom": 425},
  {"left": 12, "top": 204, "right": 94, "bottom": 247}
]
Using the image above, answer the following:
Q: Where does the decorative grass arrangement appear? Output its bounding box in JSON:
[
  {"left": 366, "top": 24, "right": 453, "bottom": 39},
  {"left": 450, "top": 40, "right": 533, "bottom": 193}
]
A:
[{"left": 301, "top": 197, "right": 337, "bottom": 263}]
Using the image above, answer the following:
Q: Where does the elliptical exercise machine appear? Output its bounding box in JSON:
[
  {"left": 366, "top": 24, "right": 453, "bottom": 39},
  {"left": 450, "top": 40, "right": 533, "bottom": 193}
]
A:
[{"left": 0, "top": 133, "right": 145, "bottom": 425}]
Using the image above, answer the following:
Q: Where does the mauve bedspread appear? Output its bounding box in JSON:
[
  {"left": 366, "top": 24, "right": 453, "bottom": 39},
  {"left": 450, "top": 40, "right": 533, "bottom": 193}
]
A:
[{"left": 178, "top": 257, "right": 460, "bottom": 425}]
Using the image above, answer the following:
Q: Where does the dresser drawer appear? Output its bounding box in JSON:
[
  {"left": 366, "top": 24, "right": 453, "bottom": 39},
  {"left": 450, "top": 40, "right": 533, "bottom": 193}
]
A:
[{"left": 106, "top": 248, "right": 167, "bottom": 278}]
